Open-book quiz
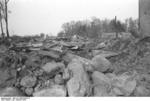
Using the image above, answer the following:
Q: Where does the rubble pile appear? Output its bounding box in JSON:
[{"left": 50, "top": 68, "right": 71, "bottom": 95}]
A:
[{"left": 0, "top": 36, "right": 150, "bottom": 97}]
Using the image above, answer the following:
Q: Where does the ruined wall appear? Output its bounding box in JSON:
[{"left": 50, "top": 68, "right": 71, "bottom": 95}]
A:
[{"left": 139, "top": 0, "right": 150, "bottom": 37}]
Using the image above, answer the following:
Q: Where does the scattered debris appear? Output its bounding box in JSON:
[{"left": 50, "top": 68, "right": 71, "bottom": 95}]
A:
[{"left": 0, "top": 35, "right": 150, "bottom": 97}]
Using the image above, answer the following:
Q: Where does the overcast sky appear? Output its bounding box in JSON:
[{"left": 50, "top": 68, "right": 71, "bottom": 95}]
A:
[{"left": 8, "top": 0, "right": 138, "bottom": 36}]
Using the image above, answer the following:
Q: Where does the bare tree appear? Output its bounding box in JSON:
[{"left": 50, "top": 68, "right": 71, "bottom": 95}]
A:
[
  {"left": 4, "top": 0, "right": 10, "bottom": 38},
  {"left": 0, "top": 0, "right": 5, "bottom": 38},
  {"left": 0, "top": 0, "right": 10, "bottom": 38}
]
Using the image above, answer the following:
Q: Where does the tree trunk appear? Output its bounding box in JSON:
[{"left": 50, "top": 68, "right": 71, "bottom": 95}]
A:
[
  {"left": 0, "top": 9, "right": 4, "bottom": 38},
  {"left": 114, "top": 16, "right": 119, "bottom": 39},
  {"left": 5, "top": 0, "right": 9, "bottom": 38},
  {"left": 0, "top": 20, "right": 5, "bottom": 38},
  {"left": 139, "top": 0, "right": 150, "bottom": 37}
]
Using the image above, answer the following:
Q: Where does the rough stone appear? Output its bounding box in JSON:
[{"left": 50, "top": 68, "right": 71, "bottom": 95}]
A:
[
  {"left": 41, "top": 62, "right": 65, "bottom": 74},
  {"left": 33, "top": 69, "right": 44, "bottom": 76},
  {"left": 134, "top": 85, "right": 150, "bottom": 96},
  {"left": 106, "top": 73, "right": 117, "bottom": 79},
  {"left": 0, "top": 87, "right": 24, "bottom": 97},
  {"left": 92, "top": 50, "right": 102, "bottom": 57},
  {"left": 92, "top": 71, "right": 111, "bottom": 96},
  {"left": 92, "top": 50, "right": 118, "bottom": 58},
  {"left": 111, "top": 72, "right": 137, "bottom": 96},
  {"left": 54, "top": 74, "right": 64, "bottom": 85},
  {"left": 0, "top": 69, "right": 17, "bottom": 87},
  {"left": 0, "top": 70, "right": 10, "bottom": 86},
  {"left": 62, "top": 68, "right": 70, "bottom": 80},
  {"left": 62, "top": 53, "right": 94, "bottom": 72},
  {"left": 38, "top": 50, "right": 60, "bottom": 59},
  {"left": 91, "top": 55, "right": 111, "bottom": 72},
  {"left": 33, "top": 85, "right": 66, "bottom": 97},
  {"left": 95, "top": 42, "right": 106, "bottom": 49},
  {"left": 67, "top": 59, "right": 91, "bottom": 96},
  {"left": 25, "top": 88, "right": 34, "bottom": 96},
  {"left": 20, "top": 76, "right": 37, "bottom": 88}
]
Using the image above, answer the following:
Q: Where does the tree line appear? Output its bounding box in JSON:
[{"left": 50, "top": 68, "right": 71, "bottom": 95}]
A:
[
  {"left": 0, "top": 0, "right": 139, "bottom": 40},
  {"left": 58, "top": 17, "right": 139, "bottom": 39}
]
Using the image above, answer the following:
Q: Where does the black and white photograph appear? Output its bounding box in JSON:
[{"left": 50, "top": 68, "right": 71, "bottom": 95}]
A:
[{"left": 0, "top": 0, "right": 149, "bottom": 98}]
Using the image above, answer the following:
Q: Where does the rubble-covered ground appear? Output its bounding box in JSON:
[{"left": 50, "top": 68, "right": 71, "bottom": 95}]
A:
[{"left": 0, "top": 35, "right": 150, "bottom": 97}]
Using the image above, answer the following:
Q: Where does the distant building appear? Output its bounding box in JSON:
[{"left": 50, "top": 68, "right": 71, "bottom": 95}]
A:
[{"left": 101, "top": 32, "right": 131, "bottom": 39}]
